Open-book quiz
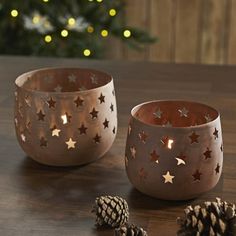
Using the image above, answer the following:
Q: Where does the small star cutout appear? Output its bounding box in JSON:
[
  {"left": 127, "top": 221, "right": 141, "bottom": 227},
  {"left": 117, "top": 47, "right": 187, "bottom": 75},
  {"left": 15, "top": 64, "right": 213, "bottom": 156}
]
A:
[
  {"left": 47, "top": 97, "right": 56, "bottom": 108},
  {"left": 213, "top": 128, "right": 219, "bottom": 139},
  {"left": 24, "top": 95, "right": 31, "bottom": 107},
  {"left": 78, "top": 123, "right": 87, "bottom": 135},
  {"left": 98, "top": 93, "right": 105, "bottom": 104},
  {"left": 220, "top": 143, "right": 223, "bottom": 152},
  {"left": 61, "top": 112, "right": 71, "bottom": 124},
  {"left": 91, "top": 74, "right": 98, "bottom": 84},
  {"left": 192, "top": 169, "right": 202, "bottom": 181},
  {"left": 52, "top": 128, "right": 61, "bottom": 137},
  {"left": 103, "top": 118, "right": 109, "bottom": 129},
  {"left": 37, "top": 110, "right": 45, "bottom": 121},
  {"left": 40, "top": 137, "right": 47, "bottom": 147},
  {"left": 178, "top": 107, "right": 189, "bottom": 117},
  {"left": 20, "top": 133, "right": 26, "bottom": 142},
  {"left": 112, "top": 126, "right": 116, "bottom": 134},
  {"left": 54, "top": 85, "right": 62, "bottom": 92},
  {"left": 203, "top": 148, "right": 212, "bottom": 160},
  {"left": 110, "top": 103, "right": 114, "bottom": 112},
  {"left": 90, "top": 108, "right": 98, "bottom": 119},
  {"left": 130, "top": 146, "right": 136, "bottom": 158},
  {"left": 74, "top": 96, "right": 84, "bottom": 107},
  {"left": 68, "top": 74, "right": 76, "bottom": 83},
  {"left": 205, "top": 114, "right": 212, "bottom": 122},
  {"left": 66, "top": 138, "right": 76, "bottom": 149},
  {"left": 139, "top": 167, "right": 147, "bottom": 180},
  {"left": 43, "top": 75, "right": 53, "bottom": 83},
  {"left": 112, "top": 89, "right": 115, "bottom": 96},
  {"left": 150, "top": 150, "right": 159, "bottom": 164},
  {"left": 162, "top": 171, "right": 175, "bottom": 184},
  {"left": 153, "top": 108, "right": 162, "bottom": 119},
  {"left": 215, "top": 163, "right": 220, "bottom": 174},
  {"left": 93, "top": 133, "right": 101, "bottom": 144},
  {"left": 175, "top": 153, "right": 186, "bottom": 165},
  {"left": 18, "top": 105, "right": 23, "bottom": 117},
  {"left": 189, "top": 131, "right": 199, "bottom": 144},
  {"left": 138, "top": 131, "right": 148, "bottom": 144}
]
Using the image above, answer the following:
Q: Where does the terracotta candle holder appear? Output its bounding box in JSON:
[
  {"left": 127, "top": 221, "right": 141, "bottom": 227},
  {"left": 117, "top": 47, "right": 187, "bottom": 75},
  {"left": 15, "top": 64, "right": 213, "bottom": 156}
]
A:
[
  {"left": 14, "top": 68, "right": 117, "bottom": 166},
  {"left": 125, "top": 100, "right": 223, "bottom": 200}
]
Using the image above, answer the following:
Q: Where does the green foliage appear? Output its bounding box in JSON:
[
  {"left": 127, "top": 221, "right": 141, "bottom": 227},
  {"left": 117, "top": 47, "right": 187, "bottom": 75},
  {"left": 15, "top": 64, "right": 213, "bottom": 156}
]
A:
[{"left": 0, "top": 0, "right": 156, "bottom": 58}]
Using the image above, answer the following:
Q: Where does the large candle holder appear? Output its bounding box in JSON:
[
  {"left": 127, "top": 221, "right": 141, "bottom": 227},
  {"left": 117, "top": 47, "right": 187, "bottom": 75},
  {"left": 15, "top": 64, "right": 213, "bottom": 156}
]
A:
[
  {"left": 14, "top": 68, "right": 117, "bottom": 166},
  {"left": 125, "top": 100, "right": 223, "bottom": 200}
]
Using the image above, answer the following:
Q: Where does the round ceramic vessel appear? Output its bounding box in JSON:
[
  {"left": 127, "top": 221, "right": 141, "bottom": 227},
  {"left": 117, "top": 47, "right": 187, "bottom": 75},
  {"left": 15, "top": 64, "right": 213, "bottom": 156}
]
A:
[
  {"left": 14, "top": 68, "right": 117, "bottom": 166},
  {"left": 125, "top": 100, "right": 223, "bottom": 200}
]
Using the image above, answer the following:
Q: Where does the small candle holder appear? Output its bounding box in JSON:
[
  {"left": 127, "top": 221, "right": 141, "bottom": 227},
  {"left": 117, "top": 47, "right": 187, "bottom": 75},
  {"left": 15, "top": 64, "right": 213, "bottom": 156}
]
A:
[
  {"left": 14, "top": 68, "right": 117, "bottom": 166},
  {"left": 125, "top": 100, "right": 223, "bottom": 200}
]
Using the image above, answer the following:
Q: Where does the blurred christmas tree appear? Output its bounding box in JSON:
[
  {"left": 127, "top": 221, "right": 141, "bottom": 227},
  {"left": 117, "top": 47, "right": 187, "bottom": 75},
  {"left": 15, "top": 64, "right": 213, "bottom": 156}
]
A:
[{"left": 0, "top": 0, "right": 156, "bottom": 58}]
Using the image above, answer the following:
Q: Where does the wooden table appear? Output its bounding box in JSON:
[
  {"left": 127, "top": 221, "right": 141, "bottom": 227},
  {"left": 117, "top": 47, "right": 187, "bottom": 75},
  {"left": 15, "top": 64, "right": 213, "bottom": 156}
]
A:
[{"left": 0, "top": 56, "right": 235, "bottom": 236}]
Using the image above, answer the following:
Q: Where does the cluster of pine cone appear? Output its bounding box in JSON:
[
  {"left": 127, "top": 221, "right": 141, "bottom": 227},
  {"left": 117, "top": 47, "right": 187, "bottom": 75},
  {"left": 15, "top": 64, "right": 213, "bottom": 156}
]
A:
[
  {"left": 177, "top": 197, "right": 236, "bottom": 236},
  {"left": 92, "top": 195, "right": 148, "bottom": 236}
]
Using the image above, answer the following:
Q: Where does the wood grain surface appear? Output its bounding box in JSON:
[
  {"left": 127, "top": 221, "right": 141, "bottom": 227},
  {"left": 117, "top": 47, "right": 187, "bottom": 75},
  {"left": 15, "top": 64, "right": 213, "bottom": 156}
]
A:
[{"left": 0, "top": 56, "right": 235, "bottom": 236}]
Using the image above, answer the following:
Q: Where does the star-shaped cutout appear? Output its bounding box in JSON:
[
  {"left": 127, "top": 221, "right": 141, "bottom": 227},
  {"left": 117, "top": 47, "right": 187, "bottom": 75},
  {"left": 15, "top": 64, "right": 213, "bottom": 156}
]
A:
[
  {"left": 162, "top": 171, "right": 175, "bottom": 184},
  {"left": 40, "top": 137, "right": 47, "bottom": 147},
  {"left": 189, "top": 131, "right": 199, "bottom": 144},
  {"left": 14, "top": 117, "right": 18, "bottom": 126},
  {"left": 103, "top": 118, "right": 109, "bottom": 129},
  {"left": 78, "top": 123, "right": 87, "bottom": 135},
  {"left": 205, "top": 114, "right": 212, "bottom": 122},
  {"left": 26, "top": 121, "right": 31, "bottom": 133},
  {"left": 178, "top": 107, "right": 189, "bottom": 117},
  {"left": 215, "top": 163, "right": 220, "bottom": 174},
  {"left": 213, "top": 128, "right": 218, "bottom": 139},
  {"left": 74, "top": 96, "right": 84, "bottom": 107},
  {"left": 37, "top": 110, "right": 45, "bottom": 121},
  {"left": 150, "top": 150, "right": 159, "bottom": 164},
  {"left": 161, "top": 136, "right": 174, "bottom": 149},
  {"left": 52, "top": 128, "right": 61, "bottom": 137},
  {"left": 192, "top": 169, "right": 202, "bottom": 181},
  {"left": 112, "top": 89, "right": 115, "bottom": 96},
  {"left": 24, "top": 95, "right": 31, "bottom": 107},
  {"left": 54, "top": 85, "right": 62, "bottom": 92},
  {"left": 61, "top": 112, "right": 71, "bottom": 124},
  {"left": 175, "top": 153, "right": 186, "bottom": 165},
  {"left": 93, "top": 133, "right": 101, "bottom": 144},
  {"left": 138, "top": 131, "right": 148, "bottom": 144},
  {"left": 66, "top": 138, "right": 76, "bottom": 149},
  {"left": 153, "top": 108, "right": 162, "bottom": 119},
  {"left": 18, "top": 105, "right": 23, "bottom": 117},
  {"left": 21, "top": 133, "right": 26, "bottom": 142},
  {"left": 78, "top": 86, "right": 87, "bottom": 91},
  {"left": 43, "top": 75, "right": 53, "bottom": 83},
  {"left": 47, "top": 97, "right": 56, "bottom": 108},
  {"left": 110, "top": 103, "right": 114, "bottom": 112},
  {"left": 90, "top": 108, "right": 98, "bottom": 119},
  {"left": 203, "top": 148, "right": 212, "bottom": 159},
  {"left": 112, "top": 126, "right": 116, "bottom": 134},
  {"left": 139, "top": 167, "right": 147, "bottom": 180},
  {"left": 68, "top": 74, "right": 76, "bottom": 83},
  {"left": 98, "top": 93, "right": 105, "bottom": 104},
  {"left": 130, "top": 146, "right": 136, "bottom": 158}
]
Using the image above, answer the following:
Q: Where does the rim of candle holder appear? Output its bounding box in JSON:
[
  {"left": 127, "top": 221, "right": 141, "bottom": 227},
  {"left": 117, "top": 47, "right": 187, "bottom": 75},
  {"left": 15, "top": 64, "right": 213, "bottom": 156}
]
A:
[
  {"left": 131, "top": 99, "right": 220, "bottom": 129},
  {"left": 15, "top": 67, "right": 113, "bottom": 94}
]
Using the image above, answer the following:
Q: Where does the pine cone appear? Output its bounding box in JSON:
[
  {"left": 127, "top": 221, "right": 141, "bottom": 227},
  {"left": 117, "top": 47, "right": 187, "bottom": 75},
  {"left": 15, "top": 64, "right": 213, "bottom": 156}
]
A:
[
  {"left": 92, "top": 195, "right": 129, "bottom": 228},
  {"left": 177, "top": 197, "right": 236, "bottom": 236},
  {"left": 114, "top": 223, "right": 148, "bottom": 236}
]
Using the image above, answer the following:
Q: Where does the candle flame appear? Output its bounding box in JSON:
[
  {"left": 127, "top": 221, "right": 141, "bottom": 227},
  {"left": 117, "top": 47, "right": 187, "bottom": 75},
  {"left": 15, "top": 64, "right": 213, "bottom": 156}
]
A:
[
  {"left": 167, "top": 139, "right": 174, "bottom": 149},
  {"left": 61, "top": 114, "right": 68, "bottom": 124}
]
